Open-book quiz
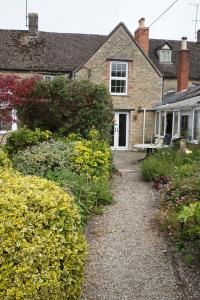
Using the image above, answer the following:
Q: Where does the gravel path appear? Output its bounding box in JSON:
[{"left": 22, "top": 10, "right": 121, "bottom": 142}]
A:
[{"left": 80, "top": 151, "right": 186, "bottom": 300}]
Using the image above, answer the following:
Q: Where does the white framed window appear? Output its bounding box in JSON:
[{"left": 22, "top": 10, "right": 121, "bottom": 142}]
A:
[
  {"left": 110, "top": 62, "right": 128, "bottom": 95},
  {"left": 158, "top": 45, "right": 172, "bottom": 64},
  {"left": 193, "top": 109, "right": 200, "bottom": 141}
]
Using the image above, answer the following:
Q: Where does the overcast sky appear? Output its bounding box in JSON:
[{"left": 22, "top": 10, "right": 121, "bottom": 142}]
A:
[{"left": 0, "top": 0, "right": 199, "bottom": 41}]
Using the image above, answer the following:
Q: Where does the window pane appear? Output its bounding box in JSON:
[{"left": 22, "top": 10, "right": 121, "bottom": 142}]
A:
[
  {"left": 194, "top": 110, "right": 200, "bottom": 140},
  {"left": 159, "top": 50, "right": 171, "bottom": 63},
  {"left": 174, "top": 112, "right": 179, "bottom": 136},
  {"left": 111, "top": 79, "right": 126, "bottom": 94},
  {"left": 111, "top": 70, "right": 117, "bottom": 77},
  {"left": 112, "top": 63, "right": 117, "bottom": 71},
  {"left": 160, "top": 111, "right": 165, "bottom": 136},
  {"left": 111, "top": 63, "right": 127, "bottom": 77}
]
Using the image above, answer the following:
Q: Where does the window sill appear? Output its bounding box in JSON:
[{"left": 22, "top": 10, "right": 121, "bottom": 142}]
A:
[
  {"left": 111, "top": 93, "right": 128, "bottom": 96},
  {"left": 159, "top": 62, "right": 173, "bottom": 65}
]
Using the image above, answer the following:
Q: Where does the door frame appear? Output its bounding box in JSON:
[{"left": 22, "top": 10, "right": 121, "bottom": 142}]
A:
[{"left": 111, "top": 111, "right": 129, "bottom": 150}]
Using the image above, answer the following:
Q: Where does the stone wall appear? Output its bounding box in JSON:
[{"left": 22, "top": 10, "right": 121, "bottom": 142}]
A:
[{"left": 76, "top": 24, "right": 163, "bottom": 149}]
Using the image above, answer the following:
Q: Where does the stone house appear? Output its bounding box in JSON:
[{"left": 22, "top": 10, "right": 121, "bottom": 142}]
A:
[{"left": 1, "top": 14, "right": 200, "bottom": 149}]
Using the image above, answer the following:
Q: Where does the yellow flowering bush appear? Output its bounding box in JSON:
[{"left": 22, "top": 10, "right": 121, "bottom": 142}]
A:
[
  {"left": 0, "top": 149, "right": 12, "bottom": 169},
  {"left": 0, "top": 168, "right": 87, "bottom": 300},
  {"left": 70, "top": 139, "right": 111, "bottom": 179}
]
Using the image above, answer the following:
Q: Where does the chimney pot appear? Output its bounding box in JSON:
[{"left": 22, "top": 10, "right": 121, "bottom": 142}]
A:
[
  {"left": 181, "top": 36, "right": 187, "bottom": 50},
  {"left": 139, "top": 18, "right": 145, "bottom": 28},
  {"left": 28, "top": 13, "right": 38, "bottom": 37}
]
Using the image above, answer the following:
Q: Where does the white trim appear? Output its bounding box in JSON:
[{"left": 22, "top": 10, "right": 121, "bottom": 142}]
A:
[
  {"left": 110, "top": 61, "right": 128, "bottom": 96},
  {"left": 142, "top": 109, "right": 146, "bottom": 145},
  {"left": 192, "top": 108, "right": 195, "bottom": 139},
  {"left": 172, "top": 110, "right": 180, "bottom": 138},
  {"left": 193, "top": 108, "right": 200, "bottom": 141}
]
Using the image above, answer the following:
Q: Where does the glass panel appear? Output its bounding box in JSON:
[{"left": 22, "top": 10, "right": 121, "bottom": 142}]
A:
[
  {"left": 181, "top": 115, "right": 188, "bottom": 137},
  {"left": 118, "top": 114, "right": 127, "bottom": 147},
  {"left": 111, "top": 63, "right": 127, "bottom": 78},
  {"left": 194, "top": 110, "right": 200, "bottom": 140},
  {"left": 159, "top": 50, "right": 171, "bottom": 63},
  {"left": 173, "top": 111, "right": 179, "bottom": 136},
  {"left": 155, "top": 112, "right": 159, "bottom": 135},
  {"left": 166, "top": 112, "right": 173, "bottom": 135},
  {"left": 111, "top": 80, "right": 126, "bottom": 94},
  {"left": 160, "top": 111, "right": 165, "bottom": 136}
]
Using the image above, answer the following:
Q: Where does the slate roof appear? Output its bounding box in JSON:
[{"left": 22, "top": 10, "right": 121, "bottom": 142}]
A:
[
  {"left": 0, "top": 29, "right": 106, "bottom": 73},
  {"left": 149, "top": 39, "right": 200, "bottom": 80},
  {"left": 1, "top": 26, "right": 200, "bottom": 80}
]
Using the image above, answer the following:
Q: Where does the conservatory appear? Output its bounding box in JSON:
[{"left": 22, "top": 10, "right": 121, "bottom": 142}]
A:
[{"left": 154, "top": 95, "right": 200, "bottom": 143}]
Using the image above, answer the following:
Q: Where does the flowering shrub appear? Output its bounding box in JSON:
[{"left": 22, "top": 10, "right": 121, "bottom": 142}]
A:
[
  {"left": 0, "top": 149, "right": 12, "bottom": 169},
  {"left": 0, "top": 168, "right": 86, "bottom": 299},
  {"left": 70, "top": 139, "right": 111, "bottom": 179}
]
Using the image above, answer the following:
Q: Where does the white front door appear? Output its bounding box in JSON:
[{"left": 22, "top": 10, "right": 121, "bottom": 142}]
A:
[{"left": 111, "top": 112, "right": 129, "bottom": 150}]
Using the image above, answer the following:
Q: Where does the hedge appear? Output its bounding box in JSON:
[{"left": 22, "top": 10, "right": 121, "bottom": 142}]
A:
[{"left": 0, "top": 168, "right": 87, "bottom": 299}]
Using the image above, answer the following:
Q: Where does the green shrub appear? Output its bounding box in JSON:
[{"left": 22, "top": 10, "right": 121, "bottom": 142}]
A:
[
  {"left": 176, "top": 202, "right": 200, "bottom": 240},
  {"left": 141, "top": 154, "right": 172, "bottom": 181},
  {"left": 18, "top": 77, "right": 113, "bottom": 141},
  {"left": 46, "top": 169, "right": 112, "bottom": 224},
  {"left": 12, "top": 140, "right": 73, "bottom": 177},
  {"left": 0, "top": 168, "right": 86, "bottom": 300},
  {"left": 141, "top": 148, "right": 200, "bottom": 182},
  {"left": 5, "top": 127, "right": 52, "bottom": 156}
]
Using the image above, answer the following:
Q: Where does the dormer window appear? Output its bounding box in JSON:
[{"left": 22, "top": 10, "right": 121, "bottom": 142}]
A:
[{"left": 158, "top": 44, "right": 172, "bottom": 64}]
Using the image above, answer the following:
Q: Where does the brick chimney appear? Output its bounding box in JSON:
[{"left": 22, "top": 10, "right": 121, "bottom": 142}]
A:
[
  {"left": 177, "top": 37, "right": 190, "bottom": 92},
  {"left": 134, "top": 18, "right": 149, "bottom": 55},
  {"left": 28, "top": 13, "right": 38, "bottom": 37}
]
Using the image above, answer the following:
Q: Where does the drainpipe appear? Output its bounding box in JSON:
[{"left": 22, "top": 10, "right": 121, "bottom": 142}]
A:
[{"left": 142, "top": 109, "right": 146, "bottom": 146}]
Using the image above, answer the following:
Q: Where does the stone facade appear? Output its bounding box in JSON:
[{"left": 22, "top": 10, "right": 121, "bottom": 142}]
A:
[{"left": 75, "top": 24, "right": 163, "bottom": 149}]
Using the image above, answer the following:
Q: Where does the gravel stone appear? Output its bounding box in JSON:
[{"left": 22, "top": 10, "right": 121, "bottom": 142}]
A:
[{"left": 80, "top": 151, "right": 185, "bottom": 300}]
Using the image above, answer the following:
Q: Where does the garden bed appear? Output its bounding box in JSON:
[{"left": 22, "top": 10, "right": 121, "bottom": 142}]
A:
[{"left": 141, "top": 146, "right": 200, "bottom": 299}]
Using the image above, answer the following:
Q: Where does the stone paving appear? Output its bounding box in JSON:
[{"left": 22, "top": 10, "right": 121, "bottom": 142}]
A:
[{"left": 80, "top": 151, "right": 186, "bottom": 300}]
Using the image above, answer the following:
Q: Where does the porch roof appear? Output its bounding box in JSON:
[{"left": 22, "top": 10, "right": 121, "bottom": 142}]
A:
[{"left": 154, "top": 95, "right": 200, "bottom": 110}]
